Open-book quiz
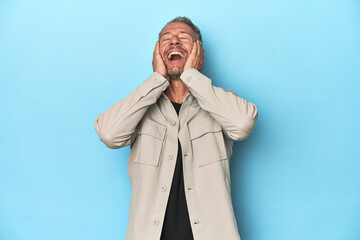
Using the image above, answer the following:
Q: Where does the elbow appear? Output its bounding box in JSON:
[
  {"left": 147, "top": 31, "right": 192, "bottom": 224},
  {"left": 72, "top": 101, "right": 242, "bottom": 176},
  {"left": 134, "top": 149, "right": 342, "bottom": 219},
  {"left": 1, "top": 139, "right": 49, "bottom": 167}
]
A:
[
  {"left": 230, "top": 108, "right": 258, "bottom": 141},
  {"left": 235, "top": 118, "right": 257, "bottom": 140},
  {"left": 228, "top": 119, "right": 256, "bottom": 141},
  {"left": 101, "top": 134, "right": 123, "bottom": 149},
  {"left": 100, "top": 131, "right": 131, "bottom": 149},
  {"left": 94, "top": 117, "right": 129, "bottom": 149}
]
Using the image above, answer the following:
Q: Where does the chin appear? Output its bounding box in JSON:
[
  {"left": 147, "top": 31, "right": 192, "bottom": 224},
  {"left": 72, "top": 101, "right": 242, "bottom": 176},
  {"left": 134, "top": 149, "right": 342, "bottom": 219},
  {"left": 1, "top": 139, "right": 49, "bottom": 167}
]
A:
[
  {"left": 167, "top": 70, "right": 181, "bottom": 80},
  {"left": 167, "top": 68, "right": 182, "bottom": 80},
  {"left": 168, "top": 68, "right": 182, "bottom": 74},
  {"left": 168, "top": 73, "right": 181, "bottom": 80},
  {"left": 166, "top": 65, "right": 184, "bottom": 79}
]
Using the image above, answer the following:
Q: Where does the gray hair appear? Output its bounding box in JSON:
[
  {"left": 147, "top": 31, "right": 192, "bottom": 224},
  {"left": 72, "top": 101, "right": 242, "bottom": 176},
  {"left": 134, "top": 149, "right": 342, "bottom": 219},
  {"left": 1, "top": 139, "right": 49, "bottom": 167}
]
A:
[{"left": 159, "top": 16, "right": 202, "bottom": 42}]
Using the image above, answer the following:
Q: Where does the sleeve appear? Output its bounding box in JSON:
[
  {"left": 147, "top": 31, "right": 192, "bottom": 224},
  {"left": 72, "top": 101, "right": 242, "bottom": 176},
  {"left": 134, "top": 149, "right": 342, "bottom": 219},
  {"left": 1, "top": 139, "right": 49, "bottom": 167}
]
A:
[
  {"left": 94, "top": 72, "right": 170, "bottom": 149},
  {"left": 180, "top": 69, "right": 258, "bottom": 141}
]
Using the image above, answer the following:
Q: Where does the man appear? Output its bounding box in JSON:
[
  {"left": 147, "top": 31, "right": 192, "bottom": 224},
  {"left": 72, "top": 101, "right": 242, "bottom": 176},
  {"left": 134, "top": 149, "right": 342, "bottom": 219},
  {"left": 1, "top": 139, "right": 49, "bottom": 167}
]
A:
[{"left": 94, "top": 17, "right": 258, "bottom": 240}]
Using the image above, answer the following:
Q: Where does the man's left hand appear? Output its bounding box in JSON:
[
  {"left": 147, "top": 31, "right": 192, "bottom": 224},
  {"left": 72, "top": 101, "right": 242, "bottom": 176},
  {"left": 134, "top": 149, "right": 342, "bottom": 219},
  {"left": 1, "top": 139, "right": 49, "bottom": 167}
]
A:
[{"left": 183, "top": 40, "right": 204, "bottom": 72}]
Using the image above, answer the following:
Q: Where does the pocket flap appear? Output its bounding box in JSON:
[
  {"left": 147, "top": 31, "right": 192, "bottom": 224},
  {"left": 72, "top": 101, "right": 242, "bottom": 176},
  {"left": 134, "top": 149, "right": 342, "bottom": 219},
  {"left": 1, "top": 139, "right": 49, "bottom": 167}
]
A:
[
  {"left": 137, "top": 120, "right": 167, "bottom": 140},
  {"left": 188, "top": 118, "right": 222, "bottom": 140}
]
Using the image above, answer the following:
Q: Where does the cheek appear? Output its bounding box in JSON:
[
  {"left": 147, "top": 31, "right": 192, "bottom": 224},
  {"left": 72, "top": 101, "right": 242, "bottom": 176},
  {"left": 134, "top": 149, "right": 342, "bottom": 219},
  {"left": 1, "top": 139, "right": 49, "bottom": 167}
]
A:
[{"left": 159, "top": 46, "right": 167, "bottom": 58}]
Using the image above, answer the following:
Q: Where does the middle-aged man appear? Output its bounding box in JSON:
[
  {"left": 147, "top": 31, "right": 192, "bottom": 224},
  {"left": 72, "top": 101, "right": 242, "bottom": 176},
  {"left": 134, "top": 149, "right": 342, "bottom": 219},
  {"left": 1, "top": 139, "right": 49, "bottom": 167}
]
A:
[{"left": 95, "top": 17, "right": 258, "bottom": 240}]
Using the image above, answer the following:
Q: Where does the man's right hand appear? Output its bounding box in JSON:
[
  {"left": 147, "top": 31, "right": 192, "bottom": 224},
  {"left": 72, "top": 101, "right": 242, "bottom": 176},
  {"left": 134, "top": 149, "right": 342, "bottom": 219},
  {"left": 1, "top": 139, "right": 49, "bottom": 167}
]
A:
[{"left": 152, "top": 41, "right": 168, "bottom": 79}]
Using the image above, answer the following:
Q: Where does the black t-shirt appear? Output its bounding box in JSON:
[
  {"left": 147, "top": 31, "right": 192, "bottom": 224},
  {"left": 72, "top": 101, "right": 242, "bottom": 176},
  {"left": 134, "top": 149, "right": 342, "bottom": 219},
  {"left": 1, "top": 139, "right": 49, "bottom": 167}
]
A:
[{"left": 160, "top": 102, "right": 194, "bottom": 240}]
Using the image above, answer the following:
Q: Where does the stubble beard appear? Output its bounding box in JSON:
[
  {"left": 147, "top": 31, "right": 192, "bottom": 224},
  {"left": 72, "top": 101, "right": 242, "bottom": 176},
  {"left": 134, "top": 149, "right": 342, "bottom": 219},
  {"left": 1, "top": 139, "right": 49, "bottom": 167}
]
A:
[{"left": 167, "top": 67, "right": 183, "bottom": 81}]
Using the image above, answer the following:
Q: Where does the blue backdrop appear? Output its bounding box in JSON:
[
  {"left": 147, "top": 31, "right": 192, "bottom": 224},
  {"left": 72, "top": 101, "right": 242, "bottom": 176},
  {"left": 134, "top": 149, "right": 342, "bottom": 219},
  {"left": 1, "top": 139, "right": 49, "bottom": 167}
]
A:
[{"left": 1, "top": 0, "right": 359, "bottom": 239}]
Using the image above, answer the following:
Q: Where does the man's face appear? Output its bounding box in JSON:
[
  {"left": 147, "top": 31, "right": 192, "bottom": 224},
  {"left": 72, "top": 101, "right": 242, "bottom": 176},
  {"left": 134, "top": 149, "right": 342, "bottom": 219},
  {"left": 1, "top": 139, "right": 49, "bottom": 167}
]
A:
[{"left": 159, "top": 22, "right": 196, "bottom": 79}]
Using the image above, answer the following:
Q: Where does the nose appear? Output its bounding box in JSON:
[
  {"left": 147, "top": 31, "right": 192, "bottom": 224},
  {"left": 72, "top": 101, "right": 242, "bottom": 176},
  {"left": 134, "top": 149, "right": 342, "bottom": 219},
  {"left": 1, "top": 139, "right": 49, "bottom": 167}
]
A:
[{"left": 170, "top": 35, "right": 181, "bottom": 46}]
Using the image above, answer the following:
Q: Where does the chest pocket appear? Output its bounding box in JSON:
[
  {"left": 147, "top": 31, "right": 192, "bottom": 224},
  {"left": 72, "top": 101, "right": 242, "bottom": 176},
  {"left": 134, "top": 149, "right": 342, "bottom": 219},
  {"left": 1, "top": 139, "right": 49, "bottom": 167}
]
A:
[
  {"left": 135, "top": 120, "right": 167, "bottom": 167},
  {"left": 188, "top": 118, "right": 228, "bottom": 167}
]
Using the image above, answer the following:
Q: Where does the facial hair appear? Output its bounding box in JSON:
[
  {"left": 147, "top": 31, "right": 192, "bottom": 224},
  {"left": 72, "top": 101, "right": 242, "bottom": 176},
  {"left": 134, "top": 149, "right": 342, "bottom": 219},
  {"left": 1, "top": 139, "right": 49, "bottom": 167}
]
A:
[
  {"left": 166, "top": 65, "right": 183, "bottom": 80},
  {"left": 168, "top": 71, "right": 181, "bottom": 80}
]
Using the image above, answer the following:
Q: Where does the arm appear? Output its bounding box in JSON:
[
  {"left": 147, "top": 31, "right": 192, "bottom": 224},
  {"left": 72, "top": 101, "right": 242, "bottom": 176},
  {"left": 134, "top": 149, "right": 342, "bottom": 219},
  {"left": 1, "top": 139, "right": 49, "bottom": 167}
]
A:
[
  {"left": 182, "top": 41, "right": 258, "bottom": 140},
  {"left": 180, "top": 68, "right": 257, "bottom": 140},
  {"left": 94, "top": 73, "right": 169, "bottom": 149},
  {"left": 94, "top": 42, "right": 170, "bottom": 149}
]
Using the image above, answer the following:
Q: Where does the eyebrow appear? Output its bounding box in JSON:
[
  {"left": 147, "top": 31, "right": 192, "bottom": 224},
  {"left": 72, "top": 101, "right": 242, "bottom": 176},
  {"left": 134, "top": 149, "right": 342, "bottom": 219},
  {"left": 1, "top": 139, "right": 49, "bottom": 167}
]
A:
[{"left": 160, "top": 31, "right": 193, "bottom": 38}]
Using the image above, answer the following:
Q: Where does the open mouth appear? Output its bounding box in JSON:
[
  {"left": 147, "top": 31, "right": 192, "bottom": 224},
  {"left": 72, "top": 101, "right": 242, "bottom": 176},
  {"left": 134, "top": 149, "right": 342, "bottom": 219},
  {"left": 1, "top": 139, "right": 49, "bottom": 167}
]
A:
[{"left": 168, "top": 51, "right": 184, "bottom": 61}]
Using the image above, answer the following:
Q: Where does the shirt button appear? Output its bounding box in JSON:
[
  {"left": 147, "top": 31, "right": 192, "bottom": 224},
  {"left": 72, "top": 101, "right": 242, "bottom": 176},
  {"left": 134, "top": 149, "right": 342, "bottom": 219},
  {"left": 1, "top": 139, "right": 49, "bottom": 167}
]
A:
[
  {"left": 193, "top": 220, "right": 200, "bottom": 224},
  {"left": 161, "top": 185, "right": 167, "bottom": 192},
  {"left": 187, "top": 185, "right": 193, "bottom": 190},
  {"left": 185, "top": 76, "right": 192, "bottom": 83},
  {"left": 169, "top": 120, "right": 176, "bottom": 126},
  {"left": 162, "top": 85, "right": 167, "bottom": 91},
  {"left": 154, "top": 78, "right": 160, "bottom": 84},
  {"left": 153, "top": 219, "right": 159, "bottom": 226},
  {"left": 168, "top": 153, "right": 174, "bottom": 160}
]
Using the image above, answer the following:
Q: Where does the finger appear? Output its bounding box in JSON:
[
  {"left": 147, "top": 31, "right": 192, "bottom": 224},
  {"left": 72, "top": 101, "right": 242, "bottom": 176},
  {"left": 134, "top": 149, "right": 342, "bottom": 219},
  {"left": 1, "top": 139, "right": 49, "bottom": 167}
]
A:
[
  {"left": 193, "top": 40, "right": 197, "bottom": 57},
  {"left": 198, "top": 40, "right": 202, "bottom": 57},
  {"left": 199, "top": 41, "right": 204, "bottom": 71},
  {"left": 197, "top": 41, "right": 202, "bottom": 66},
  {"left": 153, "top": 41, "right": 158, "bottom": 58},
  {"left": 191, "top": 41, "right": 197, "bottom": 56},
  {"left": 157, "top": 42, "right": 161, "bottom": 55},
  {"left": 200, "top": 41, "right": 204, "bottom": 62}
]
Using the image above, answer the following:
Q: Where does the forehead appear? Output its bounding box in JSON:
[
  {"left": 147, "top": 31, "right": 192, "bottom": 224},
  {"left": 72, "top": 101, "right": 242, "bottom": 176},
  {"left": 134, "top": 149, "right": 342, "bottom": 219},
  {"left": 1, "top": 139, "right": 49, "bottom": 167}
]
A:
[{"left": 161, "top": 22, "right": 195, "bottom": 38}]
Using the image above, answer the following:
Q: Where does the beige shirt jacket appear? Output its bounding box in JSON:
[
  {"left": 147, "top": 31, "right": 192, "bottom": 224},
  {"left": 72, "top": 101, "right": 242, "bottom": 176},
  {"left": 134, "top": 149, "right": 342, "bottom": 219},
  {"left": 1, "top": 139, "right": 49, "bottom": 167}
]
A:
[{"left": 94, "top": 69, "right": 258, "bottom": 240}]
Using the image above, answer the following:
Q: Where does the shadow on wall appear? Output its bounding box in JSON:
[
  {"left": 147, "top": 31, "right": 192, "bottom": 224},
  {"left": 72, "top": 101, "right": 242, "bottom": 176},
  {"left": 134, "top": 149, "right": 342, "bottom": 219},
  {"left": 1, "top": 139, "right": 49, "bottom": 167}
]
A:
[{"left": 231, "top": 121, "right": 262, "bottom": 239}]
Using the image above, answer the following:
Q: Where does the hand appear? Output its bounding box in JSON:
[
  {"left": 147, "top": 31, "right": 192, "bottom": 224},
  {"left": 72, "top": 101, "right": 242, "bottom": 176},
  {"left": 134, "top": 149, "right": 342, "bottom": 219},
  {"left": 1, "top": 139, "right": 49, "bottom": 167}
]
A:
[
  {"left": 152, "top": 41, "right": 168, "bottom": 79},
  {"left": 183, "top": 40, "right": 204, "bottom": 72}
]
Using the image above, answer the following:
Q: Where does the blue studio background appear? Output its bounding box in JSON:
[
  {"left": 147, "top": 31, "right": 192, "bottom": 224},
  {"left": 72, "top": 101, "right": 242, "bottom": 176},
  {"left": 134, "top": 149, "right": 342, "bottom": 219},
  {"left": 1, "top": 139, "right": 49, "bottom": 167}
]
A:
[{"left": 1, "top": 0, "right": 359, "bottom": 239}]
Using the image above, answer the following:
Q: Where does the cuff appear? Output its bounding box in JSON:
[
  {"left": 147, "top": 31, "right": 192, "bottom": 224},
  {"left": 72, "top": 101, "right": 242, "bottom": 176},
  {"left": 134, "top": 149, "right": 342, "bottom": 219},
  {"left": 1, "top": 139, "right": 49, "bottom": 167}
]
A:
[
  {"left": 145, "top": 72, "right": 169, "bottom": 89},
  {"left": 180, "top": 68, "right": 205, "bottom": 88},
  {"left": 134, "top": 72, "right": 169, "bottom": 101}
]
